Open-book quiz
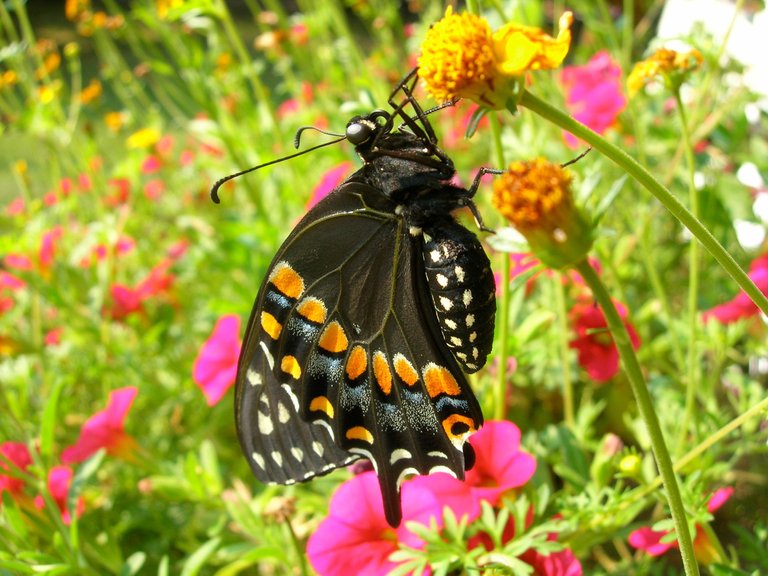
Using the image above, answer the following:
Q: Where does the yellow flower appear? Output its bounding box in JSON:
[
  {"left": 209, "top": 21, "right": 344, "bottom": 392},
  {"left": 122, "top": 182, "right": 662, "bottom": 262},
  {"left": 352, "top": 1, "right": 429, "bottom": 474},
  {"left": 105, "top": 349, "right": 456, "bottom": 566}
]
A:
[
  {"left": 79, "top": 79, "right": 102, "bottom": 104},
  {"left": 36, "top": 52, "right": 61, "bottom": 80},
  {"left": 419, "top": 7, "right": 572, "bottom": 108},
  {"left": 105, "top": 111, "right": 126, "bottom": 132},
  {"left": 65, "top": 0, "right": 90, "bottom": 21},
  {"left": 0, "top": 70, "right": 18, "bottom": 89},
  {"left": 157, "top": 0, "right": 185, "bottom": 20},
  {"left": 627, "top": 47, "right": 703, "bottom": 96},
  {"left": 492, "top": 158, "right": 592, "bottom": 268},
  {"left": 126, "top": 127, "right": 161, "bottom": 149}
]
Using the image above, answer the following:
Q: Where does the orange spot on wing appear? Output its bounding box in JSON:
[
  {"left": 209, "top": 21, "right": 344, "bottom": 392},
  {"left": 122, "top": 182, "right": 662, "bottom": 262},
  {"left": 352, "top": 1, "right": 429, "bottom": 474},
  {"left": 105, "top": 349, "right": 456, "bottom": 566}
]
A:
[
  {"left": 346, "top": 345, "right": 368, "bottom": 380},
  {"left": 442, "top": 414, "right": 476, "bottom": 444},
  {"left": 318, "top": 321, "right": 348, "bottom": 354},
  {"left": 393, "top": 354, "right": 419, "bottom": 386},
  {"left": 280, "top": 355, "right": 301, "bottom": 379},
  {"left": 423, "top": 363, "right": 461, "bottom": 398},
  {"left": 260, "top": 311, "right": 282, "bottom": 340},
  {"left": 297, "top": 297, "right": 327, "bottom": 324},
  {"left": 309, "top": 396, "right": 334, "bottom": 418},
  {"left": 345, "top": 426, "right": 374, "bottom": 444},
  {"left": 269, "top": 262, "right": 305, "bottom": 299},
  {"left": 373, "top": 352, "right": 392, "bottom": 395}
]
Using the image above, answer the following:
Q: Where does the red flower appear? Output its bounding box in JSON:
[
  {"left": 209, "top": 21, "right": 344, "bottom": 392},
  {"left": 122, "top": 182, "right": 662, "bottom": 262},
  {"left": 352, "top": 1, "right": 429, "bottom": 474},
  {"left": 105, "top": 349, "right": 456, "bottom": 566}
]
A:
[
  {"left": 61, "top": 387, "right": 138, "bottom": 464},
  {"left": 144, "top": 178, "right": 165, "bottom": 200},
  {"left": 561, "top": 51, "right": 626, "bottom": 148},
  {"left": 0, "top": 442, "right": 32, "bottom": 497},
  {"left": 0, "top": 271, "right": 26, "bottom": 314},
  {"left": 569, "top": 298, "right": 640, "bottom": 383},
  {"left": 106, "top": 259, "right": 175, "bottom": 320},
  {"left": 141, "top": 155, "right": 163, "bottom": 174},
  {"left": 629, "top": 487, "right": 733, "bottom": 564},
  {"left": 307, "top": 162, "right": 354, "bottom": 208},
  {"left": 192, "top": 315, "right": 242, "bottom": 405},
  {"left": 522, "top": 546, "right": 583, "bottom": 576},
  {"left": 34, "top": 465, "right": 84, "bottom": 525},
  {"left": 306, "top": 471, "right": 439, "bottom": 576},
  {"left": 5, "top": 197, "right": 25, "bottom": 216},
  {"left": 703, "top": 254, "right": 768, "bottom": 323}
]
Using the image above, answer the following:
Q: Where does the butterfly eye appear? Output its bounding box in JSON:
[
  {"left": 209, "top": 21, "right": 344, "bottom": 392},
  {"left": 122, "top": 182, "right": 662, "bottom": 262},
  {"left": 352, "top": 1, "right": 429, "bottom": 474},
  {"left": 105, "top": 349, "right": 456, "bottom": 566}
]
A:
[{"left": 346, "top": 120, "right": 373, "bottom": 145}]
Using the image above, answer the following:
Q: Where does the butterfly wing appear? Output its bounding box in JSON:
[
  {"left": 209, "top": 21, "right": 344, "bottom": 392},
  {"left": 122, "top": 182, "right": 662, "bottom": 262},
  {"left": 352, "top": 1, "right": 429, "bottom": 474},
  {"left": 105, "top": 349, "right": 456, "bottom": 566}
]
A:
[{"left": 235, "top": 181, "right": 483, "bottom": 525}]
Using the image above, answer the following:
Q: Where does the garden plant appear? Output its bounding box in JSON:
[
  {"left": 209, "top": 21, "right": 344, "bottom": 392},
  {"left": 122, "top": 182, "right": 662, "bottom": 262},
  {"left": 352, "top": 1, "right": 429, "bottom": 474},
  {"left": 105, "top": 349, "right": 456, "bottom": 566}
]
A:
[{"left": 1, "top": 1, "right": 767, "bottom": 575}]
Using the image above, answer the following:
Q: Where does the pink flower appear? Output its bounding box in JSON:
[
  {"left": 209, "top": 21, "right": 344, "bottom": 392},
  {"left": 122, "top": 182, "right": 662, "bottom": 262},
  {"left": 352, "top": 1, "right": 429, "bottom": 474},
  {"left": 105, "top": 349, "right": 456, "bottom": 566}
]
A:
[
  {"left": 108, "top": 284, "right": 144, "bottom": 320},
  {"left": 34, "top": 466, "right": 84, "bottom": 525},
  {"left": 193, "top": 315, "right": 242, "bottom": 405},
  {"left": 0, "top": 442, "right": 33, "bottom": 496},
  {"left": 5, "top": 197, "right": 25, "bottom": 216},
  {"left": 307, "top": 162, "right": 354, "bottom": 208},
  {"left": 561, "top": 51, "right": 626, "bottom": 148},
  {"left": 4, "top": 253, "right": 34, "bottom": 270},
  {"left": 39, "top": 227, "right": 64, "bottom": 270},
  {"left": 307, "top": 471, "right": 439, "bottom": 576},
  {"left": 61, "top": 387, "right": 138, "bottom": 464},
  {"left": 703, "top": 254, "right": 768, "bottom": 323},
  {"left": 141, "top": 155, "right": 163, "bottom": 174},
  {"left": 522, "top": 546, "right": 583, "bottom": 576},
  {"left": 44, "top": 327, "right": 63, "bottom": 346},
  {"left": 0, "top": 271, "right": 26, "bottom": 314},
  {"left": 410, "top": 420, "right": 537, "bottom": 522},
  {"left": 144, "top": 179, "right": 165, "bottom": 200},
  {"left": 570, "top": 298, "right": 640, "bottom": 383},
  {"left": 629, "top": 487, "right": 733, "bottom": 564},
  {"left": 106, "top": 259, "right": 175, "bottom": 320},
  {"left": 106, "top": 178, "right": 131, "bottom": 206}
]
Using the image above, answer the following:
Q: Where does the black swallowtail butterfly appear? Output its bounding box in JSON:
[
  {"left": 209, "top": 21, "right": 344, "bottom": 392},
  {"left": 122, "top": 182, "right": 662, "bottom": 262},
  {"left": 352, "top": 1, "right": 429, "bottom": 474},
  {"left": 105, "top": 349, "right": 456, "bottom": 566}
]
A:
[{"left": 217, "top": 71, "right": 496, "bottom": 527}]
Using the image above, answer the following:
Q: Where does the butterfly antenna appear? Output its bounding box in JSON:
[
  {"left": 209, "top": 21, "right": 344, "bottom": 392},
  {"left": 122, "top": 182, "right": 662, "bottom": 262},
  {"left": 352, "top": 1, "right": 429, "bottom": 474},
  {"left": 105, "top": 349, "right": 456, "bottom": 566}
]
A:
[
  {"left": 294, "top": 126, "right": 345, "bottom": 149},
  {"left": 210, "top": 135, "right": 347, "bottom": 203}
]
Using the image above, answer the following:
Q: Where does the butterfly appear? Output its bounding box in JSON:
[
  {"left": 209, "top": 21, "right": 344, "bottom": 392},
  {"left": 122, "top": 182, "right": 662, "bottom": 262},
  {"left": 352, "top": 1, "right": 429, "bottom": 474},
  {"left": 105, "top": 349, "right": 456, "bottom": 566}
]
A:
[{"left": 219, "top": 71, "right": 496, "bottom": 527}]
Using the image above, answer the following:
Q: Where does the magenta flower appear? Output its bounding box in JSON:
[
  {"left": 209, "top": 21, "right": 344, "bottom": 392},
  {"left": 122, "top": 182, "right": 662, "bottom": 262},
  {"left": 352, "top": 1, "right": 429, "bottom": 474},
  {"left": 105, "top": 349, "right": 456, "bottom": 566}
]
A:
[
  {"left": 34, "top": 465, "right": 84, "bottom": 525},
  {"left": 409, "top": 420, "right": 537, "bottom": 522},
  {"left": 522, "top": 546, "right": 583, "bottom": 576},
  {"left": 306, "top": 162, "right": 354, "bottom": 208},
  {"left": 561, "top": 51, "right": 626, "bottom": 148},
  {"left": 192, "top": 315, "right": 242, "bottom": 406},
  {"left": 569, "top": 298, "right": 640, "bottom": 383},
  {"left": 703, "top": 254, "right": 768, "bottom": 323},
  {"left": 5, "top": 197, "right": 25, "bottom": 216},
  {"left": 629, "top": 487, "right": 733, "bottom": 564},
  {"left": 141, "top": 155, "right": 163, "bottom": 174},
  {"left": 0, "top": 442, "right": 33, "bottom": 497},
  {"left": 106, "top": 259, "right": 175, "bottom": 320},
  {"left": 61, "top": 387, "right": 138, "bottom": 464},
  {"left": 307, "top": 471, "right": 440, "bottom": 576}
]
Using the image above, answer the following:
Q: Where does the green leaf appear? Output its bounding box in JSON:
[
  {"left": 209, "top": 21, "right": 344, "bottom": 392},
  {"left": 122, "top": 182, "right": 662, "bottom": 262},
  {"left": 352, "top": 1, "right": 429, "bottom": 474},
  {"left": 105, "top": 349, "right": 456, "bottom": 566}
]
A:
[{"left": 180, "top": 537, "right": 221, "bottom": 576}]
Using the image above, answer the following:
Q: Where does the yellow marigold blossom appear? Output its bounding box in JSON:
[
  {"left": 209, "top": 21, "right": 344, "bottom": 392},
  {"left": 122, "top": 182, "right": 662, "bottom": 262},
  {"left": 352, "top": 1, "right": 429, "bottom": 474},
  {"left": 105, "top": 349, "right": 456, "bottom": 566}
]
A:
[
  {"left": 157, "top": 0, "right": 185, "bottom": 20},
  {"left": 105, "top": 111, "right": 126, "bottom": 132},
  {"left": 65, "top": 0, "right": 90, "bottom": 21},
  {"left": 1, "top": 70, "right": 19, "bottom": 89},
  {"left": 127, "top": 127, "right": 161, "bottom": 149},
  {"left": 79, "top": 79, "right": 102, "bottom": 104},
  {"left": 627, "top": 47, "right": 703, "bottom": 96},
  {"left": 492, "top": 158, "right": 592, "bottom": 269},
  {"left": 418, "top": 7, "right": 572, "bottom": 108},
  {"left": 36, "top": 52, "right": 61, "bottom": 80}
]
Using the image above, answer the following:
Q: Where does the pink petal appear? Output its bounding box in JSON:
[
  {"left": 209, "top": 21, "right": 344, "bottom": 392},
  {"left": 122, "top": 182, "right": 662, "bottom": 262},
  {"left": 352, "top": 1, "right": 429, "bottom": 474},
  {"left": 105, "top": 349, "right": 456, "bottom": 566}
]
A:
[
  {"left": 628, "top": 526, "right": 677, "bottom": 556},
  {"left": 707, "top": 487, "right": 733, "bottom": 513},
  {"left": 192, "top": 315, "right": 241, "bottom": 406}
]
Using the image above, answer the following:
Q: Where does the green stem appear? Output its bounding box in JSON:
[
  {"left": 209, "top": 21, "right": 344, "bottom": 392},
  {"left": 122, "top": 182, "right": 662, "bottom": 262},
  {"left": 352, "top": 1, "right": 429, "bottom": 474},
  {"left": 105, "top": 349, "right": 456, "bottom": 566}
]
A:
[
  {"left": 674, "top": 89, "right": 701, "bottom": 454},
  {"left": 574, "top": 260, "right": 700, "bottom": 576},
  {"left": 554, "top": 273, "right": 574, "bottom": 428},
  {"left": 518, "top": 91, "right": 768, "bottom": 318}
]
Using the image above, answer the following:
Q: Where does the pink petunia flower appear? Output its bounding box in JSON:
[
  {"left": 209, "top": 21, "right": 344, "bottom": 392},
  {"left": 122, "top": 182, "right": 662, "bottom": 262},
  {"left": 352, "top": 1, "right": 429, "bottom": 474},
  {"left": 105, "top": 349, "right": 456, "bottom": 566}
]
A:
[
  {"left": 192, "top": 315, "right": 242, "bottom": 405},
  {"left": 0, "top": 442, "right": 33, "bottom": 497},
  {"left": 703, "top": 254, "right": 768, "bottom": 323},
  {"left": 34, "top": 465, "right": 84, "bottom": 525},
  {"left": 141, "top": 155, "right": 163, "bottom": 174},
  {"left": 307, "top": 471, "right": 439, "bottom": 576},
  {"left": 106, "top": 259, "right": 175, "bottom": 320},
  {"left": 569, "top": 298, "right": 640, "bottom": 383},
  {"left": 410, "top": 420, "right": 537, "bottom": 523},
  {"left": 306, "top": 162, "right": 354, "bottom": 208},
  {"left": 144, "top": 179, "right": 165, "bottom": 200},
  {"left": 522, "top": 546, "right": 583, "bottom": 576},
  {"left": 629, "top": 487, "right": 733, "bottom": 564},
  {"left": 61, "top": 387, "right": 139, "bottom": 464},
  {"left": 0, "top": 271, "right": 26, "bottom": 314},
  {"left": 561, "top": 51, "right": 626, "bottom": 148}
]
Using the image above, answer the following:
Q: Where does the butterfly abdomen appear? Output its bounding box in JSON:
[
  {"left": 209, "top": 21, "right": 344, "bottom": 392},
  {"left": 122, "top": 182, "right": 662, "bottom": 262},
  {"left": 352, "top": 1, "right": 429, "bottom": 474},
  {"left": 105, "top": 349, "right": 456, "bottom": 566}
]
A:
[{"left": 422, "top": 221, "right": 496, "bottom": 373}]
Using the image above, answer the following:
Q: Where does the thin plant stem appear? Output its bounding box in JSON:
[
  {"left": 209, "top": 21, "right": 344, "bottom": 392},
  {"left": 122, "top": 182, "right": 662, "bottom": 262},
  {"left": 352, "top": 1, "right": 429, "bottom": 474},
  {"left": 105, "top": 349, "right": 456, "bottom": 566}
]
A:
[
  {"left": 574, "top": 259, "right": 700, "bottom": 576},
  {"left": 519, "top": 90, "right": 768, "bottom": 318},
  {"left": 674, "top": 88, "right": 701, "bottom": 454},
  {"left": 554, "top": 273, "right": 575, "bottom": 428}
]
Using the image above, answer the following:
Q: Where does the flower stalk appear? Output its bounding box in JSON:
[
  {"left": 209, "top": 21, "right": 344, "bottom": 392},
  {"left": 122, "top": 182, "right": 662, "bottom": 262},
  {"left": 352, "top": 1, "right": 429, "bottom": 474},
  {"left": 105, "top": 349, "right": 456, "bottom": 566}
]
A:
[
  {"left": 518, "top": 90, "right": 768, "bottom": 318},
  {"left": 575, "top": 259, "right": 700, "bottom": 576}
]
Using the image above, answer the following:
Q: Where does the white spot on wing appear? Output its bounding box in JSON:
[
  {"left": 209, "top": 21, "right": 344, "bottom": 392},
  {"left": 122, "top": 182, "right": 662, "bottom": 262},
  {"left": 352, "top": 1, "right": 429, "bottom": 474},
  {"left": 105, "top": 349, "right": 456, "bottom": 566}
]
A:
[
  {"left": 277, "top": 402, "right": 290, "bottom": 423},
  {"left": 271, "top": 451, "right": 283, "bottom": 467},
  {"left": 439, "top": 296, "right": 453, "bottom": 311},
  {"left": 436, "top": 273, "right": 449, "bottom": 288},
  {"left": 252, "top": 452, "right": 266, "bottom": 469},
  {"left": 390, "top": 448, "right": 412, "bottom": 465},
  {"left": 311, "top": 441, "right": 324, "bottom": 457},
  {"left": 291, "top": 447, "right": 304, "bottom": 461},
  {"left": 429, "top": 465, "right": 456, "bottom": 476},
  {"left": 462, "top": 289, "right": 473, "bottom": 306},
  {"left": 247, "top": 368, "right": 262, "bottom": 387},
  {"left": 427, "top": 450, "right": 448, "bottom": 459},
  {"left": 281, "top": 384, "right": 300, "bottom": 412},
  {"left": 445, "top": 318, "right": 457, "bottom": 330},
  {"left": 259, "top": 341, "right": 275, "bottom": 370},
  {"left": 466, "top": 314, "right": 475, "bottom": 327},
  {"left": 315, "top": 419, "right": 335, "bottom": 440},
  {"left": 450, "top": 336, "right": 462, "bottom": 346},
  {"left": 396, "top": 466, "right": 418, "bottom": 487},
  {"left": 258, "top": 415, "right": 274, "bottom": 435},
  {"left": 454, "top": 266, "right": 465, "bottom": 282},
  {"left": 430, "top": 249, "right": 441, "bottom": 263}
]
